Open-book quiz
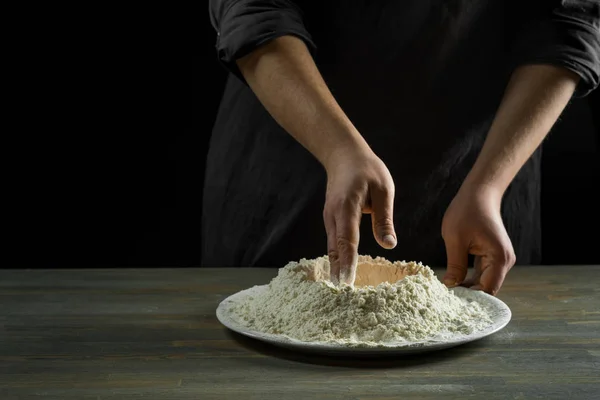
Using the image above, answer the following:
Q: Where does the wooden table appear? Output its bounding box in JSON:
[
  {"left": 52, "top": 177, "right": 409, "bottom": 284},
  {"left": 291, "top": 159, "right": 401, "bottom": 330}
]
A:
[{"left": 0, "top": 266, "right": 598, "bottom": 400}]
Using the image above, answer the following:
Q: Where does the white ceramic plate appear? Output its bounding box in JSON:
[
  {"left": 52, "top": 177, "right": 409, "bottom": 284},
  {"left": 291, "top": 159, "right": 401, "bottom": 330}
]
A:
[{"left": 216, "top": 285, "right": 511, "bottom": 356}]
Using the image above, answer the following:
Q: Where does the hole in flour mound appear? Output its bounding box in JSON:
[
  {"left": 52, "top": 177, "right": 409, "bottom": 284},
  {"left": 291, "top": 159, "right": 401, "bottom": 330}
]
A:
[
  {"left": 354, "top": 261, "right": 414, "bottom": 287},
  {"left": 300, "top": 256, "right": 420, "bottom": 287}
]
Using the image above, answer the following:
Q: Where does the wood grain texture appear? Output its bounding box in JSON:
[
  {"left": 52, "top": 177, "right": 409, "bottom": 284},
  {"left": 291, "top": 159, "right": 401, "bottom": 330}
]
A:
[{"left": 0, "top": 266, "right": 599, "bottom": 400}]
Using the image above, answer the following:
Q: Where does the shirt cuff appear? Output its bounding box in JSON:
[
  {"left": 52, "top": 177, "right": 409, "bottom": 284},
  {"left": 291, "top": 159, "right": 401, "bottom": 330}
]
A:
[
  {"left": 511, "top": 19, "right": 600, "bottom": 97},
  {"left": 213, "top": 1, "right": 317, "bottom": 84}
]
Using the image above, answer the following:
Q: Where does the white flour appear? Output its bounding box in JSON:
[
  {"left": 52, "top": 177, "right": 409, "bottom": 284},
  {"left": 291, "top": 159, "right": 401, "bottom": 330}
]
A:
[{"left": 228, "top": 255, "right": 492, "bottom": 346}]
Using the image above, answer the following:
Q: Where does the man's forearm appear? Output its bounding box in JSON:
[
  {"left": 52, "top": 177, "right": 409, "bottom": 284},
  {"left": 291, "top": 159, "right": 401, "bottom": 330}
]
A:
[
  {"left": 236, "top": 36, "right": 369, "bottom": 170},
  {"left": 462, "top": 64, "right": 579, "bottom": 198}
]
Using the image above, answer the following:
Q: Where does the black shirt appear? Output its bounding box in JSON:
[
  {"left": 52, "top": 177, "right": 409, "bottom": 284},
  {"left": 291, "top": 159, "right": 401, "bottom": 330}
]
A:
[{"left": 203, "top": 0, "right": 600, "bottom": 267}]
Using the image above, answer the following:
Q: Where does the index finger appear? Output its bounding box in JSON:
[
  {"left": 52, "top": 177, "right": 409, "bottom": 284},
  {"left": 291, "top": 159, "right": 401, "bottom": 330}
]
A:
[
  {"left": 443, "top": 236, "right": 469, "bottom": 287},
  {"left": 335, "top": 203, "right": 361, "bottom": 285}
]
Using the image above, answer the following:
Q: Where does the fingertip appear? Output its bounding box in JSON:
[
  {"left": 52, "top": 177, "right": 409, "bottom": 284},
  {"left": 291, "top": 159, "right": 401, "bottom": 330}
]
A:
[
  {"left": 443, "top": 266, "right": 467, "bottom": 287},
  {"left": 470, "top": 284, "right": 499, "bottom": 296},
  {"left": 479, "top": 263, "right": 508, "bottom": 296},
  {"left": 330, "top": 275, "right": 340, "bottom": 286},
  {"left": 443, "top": 277, "right": 459, "bottom": 288},
  {"left": 339, "top": 267, "right": 356, "bottom": 286},
  {"left": 338, "top": 253, "right": 358, "bottom": 286},
  {"left": 382, "top": 234, "right": 397, "bottom": 249},
  {"left": 328, "top": 254, "right": 341, "bottom": 285}
]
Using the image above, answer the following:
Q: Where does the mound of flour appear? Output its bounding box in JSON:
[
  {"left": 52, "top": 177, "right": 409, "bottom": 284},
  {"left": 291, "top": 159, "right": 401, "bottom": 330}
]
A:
[{"left": 228, "top": 255, "right": 492, "bottom": 346}]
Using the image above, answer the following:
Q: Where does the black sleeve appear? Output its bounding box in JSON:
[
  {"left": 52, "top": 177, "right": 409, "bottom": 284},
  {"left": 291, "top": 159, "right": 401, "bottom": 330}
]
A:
[
  {"left": 208, "top": 0, "right": 317, "bottom": 84},
  {"left": 511, "top": 0, "right": 600, "bottom": 97}
]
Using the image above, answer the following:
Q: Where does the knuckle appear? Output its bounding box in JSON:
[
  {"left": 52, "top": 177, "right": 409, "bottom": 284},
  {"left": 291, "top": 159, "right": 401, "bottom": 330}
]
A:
[
  {"left": 440, "top": 222, "right": 452, "bottom": 240},
  {"left": 384, "top": 180, "right": 395, "bottom": 194},
  {"left": 506, "top": 250, "right": 517, "bottom": 268},
  {"left": 336, "top": 237, "right": 349, "bottom": 252},
  {"left": 341, "top": 192, "right": 362, "bottom": 208},
  {"left": 441, "top": 229, "right": 458, "bottom": 243},
  {"left": 327, "top": 249, "right": 339, "bottom": 263},
  {"left": 441, "top": 228, "right": 448, "bottom": 240},
  {"left": 374, "top": 216, "right": 394, "bottom": 229},
  {"left": 496, "top": 253, "right": 507, "bottom": 265},
  {"left": 336, "top": 236, "right": 356, "bottom": 252},
  {"left": 498, "top": 247, "right": 516, "bottom": 266},
  {"left": 372, "top": 179, "right": 389, "bottom": 193},
  {"left": 447, "top": 262, "right": 466, "bottom": 272}
]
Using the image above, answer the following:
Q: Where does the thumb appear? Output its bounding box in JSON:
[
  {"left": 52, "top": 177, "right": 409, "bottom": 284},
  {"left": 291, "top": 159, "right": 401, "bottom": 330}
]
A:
[
  {"left": 370, "top": 185, "right": 397, "bottom": 249},
  {"left": 443, "top": 238, "right": 469, "bottom": 287}
]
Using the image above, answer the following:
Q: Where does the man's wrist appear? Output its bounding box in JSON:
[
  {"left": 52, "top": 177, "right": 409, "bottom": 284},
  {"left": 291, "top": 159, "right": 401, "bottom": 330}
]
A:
[
  {"left": 458, "top": 174, "right": 505, "bottom": 209},
  {"left": 321, "top": 129, "right": 372, "bottom": 173}
]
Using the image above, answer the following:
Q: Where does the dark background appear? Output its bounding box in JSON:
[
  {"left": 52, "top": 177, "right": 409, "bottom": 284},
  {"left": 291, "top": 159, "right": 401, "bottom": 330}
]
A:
[{"left": 8, "top": 17, "right": 599, "bottom": 268}]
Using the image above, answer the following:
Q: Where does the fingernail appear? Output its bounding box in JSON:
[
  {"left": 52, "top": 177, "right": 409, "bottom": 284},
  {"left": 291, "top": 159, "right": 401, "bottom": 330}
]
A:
[
  {"left": 444, "top": 278, "right": 457, "bottom": 287},
  {"left": 382, "top": 234, "right": 397, "bottom": 248}
]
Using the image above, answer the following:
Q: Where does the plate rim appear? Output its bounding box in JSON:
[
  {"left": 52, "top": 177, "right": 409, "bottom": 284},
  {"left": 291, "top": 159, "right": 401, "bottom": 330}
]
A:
[{"left": 216, "top": 283, "right": 512, "bottom": 353}]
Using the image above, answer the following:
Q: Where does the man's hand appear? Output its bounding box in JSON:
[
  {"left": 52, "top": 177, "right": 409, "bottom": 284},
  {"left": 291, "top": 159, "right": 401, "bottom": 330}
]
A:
[
  {"left": 324, "top": 147, "right": 397, "bottom": 285},
  {"left": 441, "top": 184, "right": 515, "bottom": 295},
  {"left": 441, "top": 64, "right": 578, "bottom": 295},
  {"left": 237, "top": 35, "right": 397, "bottom": 285}
]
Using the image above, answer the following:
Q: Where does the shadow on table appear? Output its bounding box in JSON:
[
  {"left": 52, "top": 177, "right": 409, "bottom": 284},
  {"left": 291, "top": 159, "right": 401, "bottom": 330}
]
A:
[{"left": 225, "top": 330, "right": 487, "bottom": 368}]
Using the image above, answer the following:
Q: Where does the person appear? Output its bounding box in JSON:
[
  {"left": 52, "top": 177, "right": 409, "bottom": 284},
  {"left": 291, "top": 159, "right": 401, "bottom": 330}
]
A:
[{"left": 202, "top": 0, "right": 600, "bottom": 295}]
